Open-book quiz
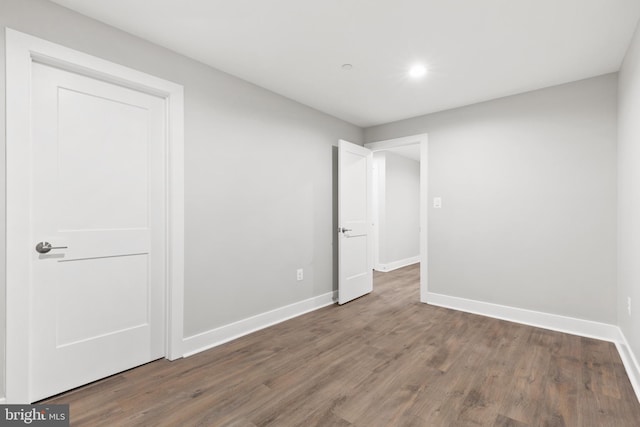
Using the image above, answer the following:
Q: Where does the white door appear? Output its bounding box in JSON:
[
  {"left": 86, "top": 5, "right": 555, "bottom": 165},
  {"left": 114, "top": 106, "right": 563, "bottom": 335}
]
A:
[
  {"left": 29, "top": 61, "right": 166, "bottom": 401},
  {"left": 338, "top": 140, "right": 373, "bottom": 304}
]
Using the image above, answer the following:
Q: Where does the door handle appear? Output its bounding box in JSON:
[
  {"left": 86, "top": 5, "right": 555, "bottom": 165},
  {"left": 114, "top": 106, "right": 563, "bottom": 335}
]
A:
[
  {"left": 338, "top": 227, "right": 353, "bottom": 233},
  {"left": 35, "top": 242, "right": 68, "bottom": 254}
]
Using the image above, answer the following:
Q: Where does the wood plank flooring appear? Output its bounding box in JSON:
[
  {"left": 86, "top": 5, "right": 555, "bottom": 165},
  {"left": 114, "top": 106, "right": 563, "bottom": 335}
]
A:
[{"left": 43, "top": 264, "right": 640, "bottom": 426}]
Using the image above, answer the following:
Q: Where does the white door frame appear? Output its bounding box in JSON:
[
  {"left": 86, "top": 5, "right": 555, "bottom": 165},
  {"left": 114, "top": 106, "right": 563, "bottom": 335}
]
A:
[
  {"left": 5, "top": 28, "right": 185, "bottom": 403},
  {"left": 364, "top": 134, "right": 428, "bottom": 302}
]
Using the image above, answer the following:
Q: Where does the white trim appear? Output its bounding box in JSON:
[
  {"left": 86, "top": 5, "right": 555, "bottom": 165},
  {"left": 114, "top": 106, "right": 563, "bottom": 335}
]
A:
[
  {"left": 371, "top": 157, "right": 383, "bottom": 272},
  {"left": 364, "top": 133, "right": 428, "bottom": 301},
  {"left": 166, "top": 85, "right": 185, "bottom": 362},
  {"left": 419, "top": 141, "right": 428, "bottom": 302},
  {"left": 425, "top": 292, "right": 622, "bottom": 343},
  {"left": 5, "top": 28, "right": 185, "bottom": 403},
  {"left": 427, "top": 292, "right": 640, "bottom": 398},
  {"left": 615, "top": 330, "right": 640, "bottom": 403},
  {"left": 365, "top": 134, "right": 426, "bottom": 151},
  {"left": 375, "top": 256, "right": 420, "bottom": 272},
  {"left": 182, "top": 292, "right": 337, "bottom": 357}
]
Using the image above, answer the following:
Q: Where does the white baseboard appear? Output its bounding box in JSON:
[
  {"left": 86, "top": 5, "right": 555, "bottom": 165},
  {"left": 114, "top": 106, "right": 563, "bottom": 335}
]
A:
[
  {"left": 425, "top": 291, "right": 621, "bottom": 343},
  {"left": 615, "top": 330, "right": 640, "bottom": 403},
  {"left": 179, "top": 288, "right": 640, "bottom": 403},
  {"left": 425, "top": 291, "right": 640, "bottom": 402},
  {"left": 375, "top": 255, "right": 420, "bottom": 273},
  {"left": 0, "top": 397, "right": 5, "bottom": 404},
  {"left": 182, "top": 291, "right": 337, "bottom": 357}
]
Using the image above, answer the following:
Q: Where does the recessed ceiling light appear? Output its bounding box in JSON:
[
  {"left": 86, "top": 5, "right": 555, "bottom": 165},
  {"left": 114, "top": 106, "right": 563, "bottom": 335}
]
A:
[
  {"left": 409, "top": 64, "right": 427, "bottom": 78},
  {"left": 342, "top": 64, "right": 353, "bottom": 70}
]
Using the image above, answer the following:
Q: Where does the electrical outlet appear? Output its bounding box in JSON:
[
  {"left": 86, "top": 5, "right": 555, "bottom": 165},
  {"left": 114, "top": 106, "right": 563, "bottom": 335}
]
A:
[
  {"left": 628, "top": 297, "right": 632, "bottom": 316},
  {"left": 296, "top": 268, "right": 304, "bottom": 281}
]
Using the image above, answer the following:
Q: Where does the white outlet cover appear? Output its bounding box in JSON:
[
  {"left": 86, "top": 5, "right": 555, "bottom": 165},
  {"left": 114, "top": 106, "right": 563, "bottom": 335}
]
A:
[{"left": 433, "top": 197, "right": 442, "bottom": 208}]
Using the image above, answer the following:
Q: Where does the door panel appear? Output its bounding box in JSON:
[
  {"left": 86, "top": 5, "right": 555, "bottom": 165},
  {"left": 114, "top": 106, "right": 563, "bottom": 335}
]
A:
[
  {"left": 55, "top": 255, "right": 149, "bottom": 347},
  {"left": 338, "top": 140, "right": 373, "bottom": 304},
  {"left": 30, "top": 62, "right": 166, "bottom": 401},
  {"left": 57, "top": 87, "right": 149, "bottom": 230}
]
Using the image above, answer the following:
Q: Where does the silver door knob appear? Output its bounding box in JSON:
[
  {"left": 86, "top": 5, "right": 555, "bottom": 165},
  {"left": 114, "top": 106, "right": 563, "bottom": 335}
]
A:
[
  {"left": 339, "top": 227, "right": 353, "bottom": 233},
  {"left": 35, "top": 242, "right": 68, "bottom": 254}
]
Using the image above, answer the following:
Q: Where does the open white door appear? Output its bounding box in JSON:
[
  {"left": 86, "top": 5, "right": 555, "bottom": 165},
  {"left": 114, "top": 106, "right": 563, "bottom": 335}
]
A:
[{"left": 338, "top": 140, "right": 373, "bottom": 304}]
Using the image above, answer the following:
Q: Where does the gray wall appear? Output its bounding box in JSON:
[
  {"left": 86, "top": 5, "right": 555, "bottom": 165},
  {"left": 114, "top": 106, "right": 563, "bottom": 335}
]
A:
[
  {"left": 618, "top": 22, "right": 640, "bottom": 364},
  {"left": 0, "top": 0, "right": 362, "bottom": 394},
  {"left": 374, "top": 152, "right": 420, "bottom": 267},
  {"left": 365, "top": 74, "right": 618, "bottom": 323}
]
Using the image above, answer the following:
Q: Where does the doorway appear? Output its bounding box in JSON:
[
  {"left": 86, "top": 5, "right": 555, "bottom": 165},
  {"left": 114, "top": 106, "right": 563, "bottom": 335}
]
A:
[{"left": 364, "top": 134, "right": 428, "bottom": 301}]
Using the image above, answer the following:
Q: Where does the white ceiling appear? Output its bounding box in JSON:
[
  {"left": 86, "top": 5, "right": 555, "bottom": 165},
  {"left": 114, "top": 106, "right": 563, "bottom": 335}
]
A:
[{"left": 51, "top": 0, "right": 640, "bottom": 127}]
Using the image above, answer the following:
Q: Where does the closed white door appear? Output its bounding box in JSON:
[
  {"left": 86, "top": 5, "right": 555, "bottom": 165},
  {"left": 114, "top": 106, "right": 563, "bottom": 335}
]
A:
[
  {"left": 338, "top": 140, "right": 373, "bottom": 304},
  {"left": 30, "top": 61, "right": 166, "bottom": 401}
]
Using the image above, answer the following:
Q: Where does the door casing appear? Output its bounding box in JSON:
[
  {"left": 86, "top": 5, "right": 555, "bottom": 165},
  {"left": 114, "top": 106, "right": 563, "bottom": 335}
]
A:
[{"left": 5, "top": 28, "right": 185, "bottom": 403}]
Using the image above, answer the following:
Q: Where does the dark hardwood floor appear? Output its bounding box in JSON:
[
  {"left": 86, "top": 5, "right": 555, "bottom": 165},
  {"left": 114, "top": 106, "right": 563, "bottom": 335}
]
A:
[{"left": 44, "top": 264, "right": 640, "bottom": 426}]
